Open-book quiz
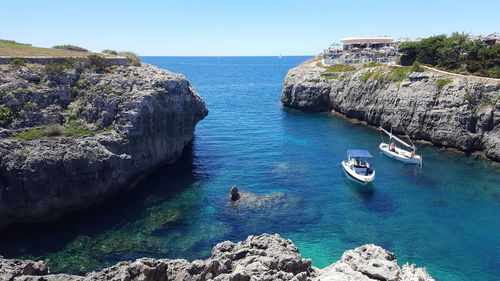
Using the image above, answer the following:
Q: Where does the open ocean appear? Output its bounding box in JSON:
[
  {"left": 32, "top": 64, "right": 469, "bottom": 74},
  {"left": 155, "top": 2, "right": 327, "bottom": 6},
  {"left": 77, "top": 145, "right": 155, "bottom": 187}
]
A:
[{"left": 0, "top": 56, "right": 499, "bottom": 281}]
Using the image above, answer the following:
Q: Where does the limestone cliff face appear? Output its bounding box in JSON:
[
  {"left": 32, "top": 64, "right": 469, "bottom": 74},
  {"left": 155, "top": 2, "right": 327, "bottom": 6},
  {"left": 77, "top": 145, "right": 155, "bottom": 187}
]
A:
[
  {"left": 0, "top": 62, "right": 208, "bottom": 227},
  {"left": 0, "top": 233, "right": 435, "bottom": 281},
  {"left": 281, "top": 59, "right": 500, "bottom": 161}
]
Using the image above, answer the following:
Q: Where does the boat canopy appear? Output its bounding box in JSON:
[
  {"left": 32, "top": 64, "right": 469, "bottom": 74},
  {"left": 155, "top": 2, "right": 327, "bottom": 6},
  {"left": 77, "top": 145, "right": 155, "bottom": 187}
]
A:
[{"left": 347, "top": 150, "right": 373, "bottom": 158}]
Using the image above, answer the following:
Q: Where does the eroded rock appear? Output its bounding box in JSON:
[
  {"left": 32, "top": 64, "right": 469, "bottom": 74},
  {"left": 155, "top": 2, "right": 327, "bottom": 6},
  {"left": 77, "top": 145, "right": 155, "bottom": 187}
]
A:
[
  {"left": 0, "top": 234, "right": 435, "bottom": 281},
  {"left": 281, "top": 59, "right": 500, "bottom": 161},
  {"left": 0, "top": 63, "right": 208, "bottom": 227}
]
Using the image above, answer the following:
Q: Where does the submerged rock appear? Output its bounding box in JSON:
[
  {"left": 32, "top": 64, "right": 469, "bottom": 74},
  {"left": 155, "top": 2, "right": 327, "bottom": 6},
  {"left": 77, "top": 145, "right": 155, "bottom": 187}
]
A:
[
  {"left": 228, "top": 191, "right": 290, "bottom": 210},
  {"left": 0, "top": 62, "right": 208, "bottom": 227},
  {"left": 281, "top": 58, "right": 500, "bottom": 161},
  {"left": 0, "top": 234, "right": 435, "bottom": 281}
]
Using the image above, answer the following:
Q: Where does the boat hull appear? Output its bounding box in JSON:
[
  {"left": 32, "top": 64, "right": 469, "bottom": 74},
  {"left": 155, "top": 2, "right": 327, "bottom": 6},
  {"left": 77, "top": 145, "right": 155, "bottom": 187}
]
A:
[
  {"left": 341, "top": 161, "right": 375, "bottom": 184},
  {"left": 379, "top": 143, "right": 422, "bottom": 165}
]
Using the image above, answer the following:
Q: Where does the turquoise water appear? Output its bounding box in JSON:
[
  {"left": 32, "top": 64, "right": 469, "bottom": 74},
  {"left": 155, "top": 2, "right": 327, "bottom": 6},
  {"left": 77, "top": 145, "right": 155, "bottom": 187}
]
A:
[{"left": 1, "top": 57, "right": 499, "bottom": 281}]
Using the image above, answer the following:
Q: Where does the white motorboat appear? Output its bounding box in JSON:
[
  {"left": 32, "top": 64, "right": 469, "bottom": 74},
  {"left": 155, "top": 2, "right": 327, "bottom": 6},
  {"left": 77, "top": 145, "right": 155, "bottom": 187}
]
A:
[
  {"left": 341, "top": 150, "right": 376, "bottom": 184},
  {"left": 379, "top": 127, "right": 422, "bottom": 165}
]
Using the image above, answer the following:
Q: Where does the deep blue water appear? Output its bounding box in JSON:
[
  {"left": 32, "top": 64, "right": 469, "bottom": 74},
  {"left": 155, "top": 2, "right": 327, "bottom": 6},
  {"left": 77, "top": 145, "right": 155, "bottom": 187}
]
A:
[{"left": 1, "top": 56, "right": 499, "bottom": 281}]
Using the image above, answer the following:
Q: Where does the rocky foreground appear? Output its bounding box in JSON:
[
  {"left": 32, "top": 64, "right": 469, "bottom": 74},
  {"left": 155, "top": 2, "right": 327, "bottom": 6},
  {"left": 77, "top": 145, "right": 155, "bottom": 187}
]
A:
[
  {"left": 0, "top": 233, "right": 434, "bottom": 281},
  {"left": 281, "top": 58, "right": 500, "bottom": 161},
  {"left": 0, "top": 59, "right": 208, "bottom": 227}
]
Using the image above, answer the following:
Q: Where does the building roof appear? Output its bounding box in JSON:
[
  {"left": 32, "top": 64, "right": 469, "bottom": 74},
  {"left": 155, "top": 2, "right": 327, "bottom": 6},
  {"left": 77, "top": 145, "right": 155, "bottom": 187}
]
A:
[
  {"left": 341, "top": 37, "right": 393, "bottom": 44},
  {"left": 485, "top": 32, "right": 500, "bottom": 40}
]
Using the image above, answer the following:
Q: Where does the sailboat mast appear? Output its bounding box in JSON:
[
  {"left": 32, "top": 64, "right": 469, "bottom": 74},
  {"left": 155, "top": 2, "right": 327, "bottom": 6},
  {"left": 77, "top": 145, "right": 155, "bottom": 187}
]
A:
[{"left": 379, "top": 127, "right": 414, "bottom": 149}]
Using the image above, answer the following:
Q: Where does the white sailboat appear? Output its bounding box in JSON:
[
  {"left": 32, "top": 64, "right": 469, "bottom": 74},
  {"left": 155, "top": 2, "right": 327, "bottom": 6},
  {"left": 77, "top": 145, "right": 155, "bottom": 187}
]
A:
[
  {"left": 341, "top": 150, "right": 376, "bottom": 184},
  {"left": 379, "top": 127, "right": 422, "bottom": 165}
]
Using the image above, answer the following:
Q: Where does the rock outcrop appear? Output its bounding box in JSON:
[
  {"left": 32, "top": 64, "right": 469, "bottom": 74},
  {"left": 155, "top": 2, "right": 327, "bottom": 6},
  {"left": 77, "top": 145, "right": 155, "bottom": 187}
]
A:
[
  {"left": 0, "top": 60, "right": 208, "bottom": 227},
  {"left": 281, "top": 58, "right": 500, "bottom": 161},
  {"left": 0, "top": 233, "right": 435, "bottom": 281}
]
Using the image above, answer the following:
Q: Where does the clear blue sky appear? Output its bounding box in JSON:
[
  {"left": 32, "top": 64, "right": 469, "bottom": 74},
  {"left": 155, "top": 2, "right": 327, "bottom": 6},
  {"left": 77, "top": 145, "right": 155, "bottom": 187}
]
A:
[{"left": 2, "top": 0, "right": 499, "bottom": 56}]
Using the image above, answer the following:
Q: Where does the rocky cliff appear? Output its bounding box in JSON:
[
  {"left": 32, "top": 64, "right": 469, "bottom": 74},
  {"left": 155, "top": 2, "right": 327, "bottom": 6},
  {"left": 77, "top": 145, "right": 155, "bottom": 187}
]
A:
[
  {"left": 0, "top": 59, "right": 208, "bottom": 227},
  {"left": 281, "top": 58, "right": 500, "bottom": 161},
  {"left": 0, "top": 233, "right": 435, "bottom": 281}
]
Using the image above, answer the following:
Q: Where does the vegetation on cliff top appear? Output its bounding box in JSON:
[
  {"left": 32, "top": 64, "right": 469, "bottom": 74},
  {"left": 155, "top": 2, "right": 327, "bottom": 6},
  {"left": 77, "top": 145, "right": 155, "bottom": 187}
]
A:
[
  {"left": 1, "top": 39, "right": 141, "bottom": 67},
  {"left": 102, "top": 49, "right": 118, "bottom": 55},
  {"left": 316, "top": 61, "right": 357, "bottom": 72},
  {"left": 398, "top": 32, "right": 500, "bottom": 78},
  {"left": 117, "top": 51, "right": 141, "bottom": 66},
  {"left": 0, "top": 54, "right": 129, "bottom": 132},
  {"left": 359, "top": 66, "right": 413, "bottom": 83},
  {"left": 0, "top": 39, "right": 98, "bottom": 57},
  {"left": 52, "top": 45, "right": 89, "bottom": 52}
]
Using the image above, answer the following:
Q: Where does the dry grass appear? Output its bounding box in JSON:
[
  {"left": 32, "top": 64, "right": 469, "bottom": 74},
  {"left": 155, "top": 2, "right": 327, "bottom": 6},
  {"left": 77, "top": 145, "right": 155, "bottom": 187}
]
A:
[{"left": 0, "top": 40, "right": 114, "bottom": 57}]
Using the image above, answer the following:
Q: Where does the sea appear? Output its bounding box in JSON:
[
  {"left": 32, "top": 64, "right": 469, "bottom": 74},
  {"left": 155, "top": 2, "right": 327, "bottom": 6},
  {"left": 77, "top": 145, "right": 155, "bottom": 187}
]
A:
[{"left": 0, "top": 56, "right": 499, "bottom": 281}]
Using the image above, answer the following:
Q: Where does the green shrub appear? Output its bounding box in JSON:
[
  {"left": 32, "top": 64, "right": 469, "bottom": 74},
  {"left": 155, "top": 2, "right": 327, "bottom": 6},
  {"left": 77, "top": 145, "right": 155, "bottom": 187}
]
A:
[
  {"left": 44, "top": 63, "right": 66, "bottom": 76},
  {"left": 324, "top": 75, "right": 344, "bottom": 80},
  {"left": 316, "top": 61, "right": 325, "bottom": 68},
  {"left": 65, "top": 119, "right": 98, "bottom": 137},
  {"left": 325, "top": 64, "right": 356, "bottom": 72},
  {"left": 387, "top": 67, "right": 411, "bottom": 82},
  {"left": 463, "top": 92, "right": 473, "bottom": 101},
  {"left": 75, "top": 78, "right": 86, "bottom": 89},
  {"left": 85, "top": 55, "right": 109, "bottom": 73},
  {"left": 363, "top": 62, "right": 382, "bottom": 68},
  {"left": 71, "top": 79, "right": 85, "bottom": 94},
  {"left": 0, "top": 105, "right": 15, "bottom": 125},
  {"left": 23, "top": 102, "right": 36, "bottom": 111},
  {"left": 360, "top": 71, "right": 374, "bottom": 82},
  {"left": 398, "top": 32, "right": 500, "bottom": 78},
  {"left": 464, "top": 92, "right": 474, "bottom": 102},
  {"left": 43, "top": 124, "right": 65, "bottom": 136},
  {"left": 102, "top": 49, "right": 118, "bottom": 55},
  {"left": 411, "top": 61, "right": 424, "bottom": 72},
  {"left": 11, "top": 128, "right": 44, "bottom": 140},
  {"left": 372, "top": 70, "right": 385, "bottom": 81},
  {"left": 118, "top": 51, "right": 141, "bottom": 66},
  {"left": 11, "top": 120, "right": 100, "bottom": 140},
  {"left": 71, "top": 86, "right": 81, "bottom": 94},
  {"left": 52, "top": 44, "right": 88, "bottom": 52},
  {"left": 11, "top": 58, "right": 25, "bottom": 66},
  {"left": 482, "top": 66, "right": 500, "bottom": 79},
  {"left": 436, "top": 79, "right": 452, "bottom": 90},
  {"left": 104, "top": 85, "right": 115, "bottom": 95},
  {"left": 43, "top": 59, "right": 78, "bottom": 76}
]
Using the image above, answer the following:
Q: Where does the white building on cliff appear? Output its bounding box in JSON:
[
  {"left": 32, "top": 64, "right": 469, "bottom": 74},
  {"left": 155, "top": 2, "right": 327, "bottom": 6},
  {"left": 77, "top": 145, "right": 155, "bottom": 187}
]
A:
[{"left": 323, "top": 36, "right": 398, "bottom": 66}]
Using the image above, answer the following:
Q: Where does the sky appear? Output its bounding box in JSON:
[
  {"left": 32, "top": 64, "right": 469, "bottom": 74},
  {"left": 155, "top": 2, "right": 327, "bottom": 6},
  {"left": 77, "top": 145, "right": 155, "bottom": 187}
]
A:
[{"left": 2, "top": 0, "right": 499, "bottom": 56}]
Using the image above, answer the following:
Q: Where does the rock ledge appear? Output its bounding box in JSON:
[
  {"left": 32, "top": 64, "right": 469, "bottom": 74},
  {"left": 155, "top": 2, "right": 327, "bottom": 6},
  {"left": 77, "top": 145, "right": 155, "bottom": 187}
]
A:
[{"left": 0, "top": 234, "right": 435, "bottom": 281}]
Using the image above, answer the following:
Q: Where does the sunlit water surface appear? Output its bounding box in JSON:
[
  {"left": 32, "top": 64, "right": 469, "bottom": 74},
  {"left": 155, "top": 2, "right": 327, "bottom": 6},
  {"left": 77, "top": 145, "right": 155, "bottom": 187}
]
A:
[{"left": 0, "top": 57, "right": 499, "bottom": 281}]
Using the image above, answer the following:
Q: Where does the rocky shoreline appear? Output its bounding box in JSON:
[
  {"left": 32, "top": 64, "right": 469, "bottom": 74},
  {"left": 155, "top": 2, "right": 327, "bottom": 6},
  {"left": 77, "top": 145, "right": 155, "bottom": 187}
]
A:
[
  {"left": 0, "top": 60, "right": 208, "bottom": 227},
  {"left": 281, "top": 58, "right": 500, "bottom": 161},
  {"left": 0, "top": 233, "right": 435, "bottom": 281}
]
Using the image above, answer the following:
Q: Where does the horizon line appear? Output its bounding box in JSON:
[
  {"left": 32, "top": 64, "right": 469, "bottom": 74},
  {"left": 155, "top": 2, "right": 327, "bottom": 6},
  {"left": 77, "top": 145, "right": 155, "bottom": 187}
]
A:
[{"left": 140, "top": 55, "right": 316, "bottom": 57}]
